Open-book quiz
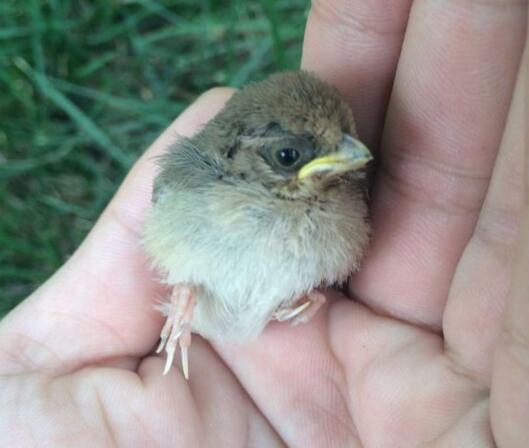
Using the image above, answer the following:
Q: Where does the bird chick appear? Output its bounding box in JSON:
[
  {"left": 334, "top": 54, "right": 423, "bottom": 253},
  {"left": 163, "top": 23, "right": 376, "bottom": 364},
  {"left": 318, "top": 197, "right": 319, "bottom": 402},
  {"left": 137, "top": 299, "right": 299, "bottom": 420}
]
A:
[{"left": 143, "top": 71, "right": 372, "bottom": 378}]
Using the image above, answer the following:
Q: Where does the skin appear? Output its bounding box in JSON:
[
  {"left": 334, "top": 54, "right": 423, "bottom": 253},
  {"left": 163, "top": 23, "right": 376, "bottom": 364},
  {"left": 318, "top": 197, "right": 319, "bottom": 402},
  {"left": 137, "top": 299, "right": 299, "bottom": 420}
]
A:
[{"left": 0, "top": 1, "right": 527, "bottom": 446}]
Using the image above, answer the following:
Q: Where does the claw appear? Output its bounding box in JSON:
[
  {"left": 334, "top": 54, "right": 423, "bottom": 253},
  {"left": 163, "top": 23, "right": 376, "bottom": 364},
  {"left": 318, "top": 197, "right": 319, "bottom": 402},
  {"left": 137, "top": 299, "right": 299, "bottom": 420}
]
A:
[
  {"left": 181, "top": 345, "right": 189, "bottom": 380},
  {"left": 163, "top": 344, "right": 176, "bottom": 376},
  {"left": 273, "top": 300, "right": 311, "bottom": 321},
  {"left": 156, "top": 284, "right": 196, "bottom": 378},
  {"left": 273, "top": 290, "right": 326, "bottom": 325}
]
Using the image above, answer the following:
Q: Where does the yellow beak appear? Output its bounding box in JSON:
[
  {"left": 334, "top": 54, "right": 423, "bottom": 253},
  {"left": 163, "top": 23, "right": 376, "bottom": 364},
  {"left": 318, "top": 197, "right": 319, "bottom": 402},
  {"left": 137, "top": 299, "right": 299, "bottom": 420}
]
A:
[{"left": 297, "top": 134, "right": 372, "bottom": 180}]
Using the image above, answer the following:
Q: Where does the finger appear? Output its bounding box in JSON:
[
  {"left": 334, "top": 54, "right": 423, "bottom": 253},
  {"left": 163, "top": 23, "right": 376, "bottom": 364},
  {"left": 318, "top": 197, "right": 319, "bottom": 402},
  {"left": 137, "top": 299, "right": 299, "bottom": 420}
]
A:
[
  {"left": 215, "top": 290, "right": 362, "bottom": 447},
  {"left": 491, "top": 219, "right": 529, "bottom": 445},
  {"left": 490, "top": 183, "right": 529, "bottom": 443},
  {"left": 444, "top": 41, "right": 528, "bottom": 382},
  {"left": 351, "top": 0, "right": 527, "bottom": 327},
  {"left": 301, "top": 0, "right": 412, "bottom": 148},
  {"left": 65, "top": 338, "right": 284, "bottom": 446},
  {"left": 490, "top": 48, "right": 529, "bottom": 446},
  {"left": 328, "top": 299, "right": 488, "bottom": 447},
  {"left": 0, "top": 88, "right": 235, "bottom": 374}
]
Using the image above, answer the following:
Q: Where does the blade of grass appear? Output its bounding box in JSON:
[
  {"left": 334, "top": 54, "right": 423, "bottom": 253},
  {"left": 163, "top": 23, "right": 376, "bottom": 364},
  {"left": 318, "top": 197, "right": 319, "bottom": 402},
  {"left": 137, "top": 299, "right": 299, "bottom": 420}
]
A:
[
  {"left": 230, "top": 39, "right": 271, "bottom": 87},
  {"left": 14, "top": 57, "right": 133, "bottom": 168},
  {"left": 0, "top": 139, "right": 78, "bottom": 180}
]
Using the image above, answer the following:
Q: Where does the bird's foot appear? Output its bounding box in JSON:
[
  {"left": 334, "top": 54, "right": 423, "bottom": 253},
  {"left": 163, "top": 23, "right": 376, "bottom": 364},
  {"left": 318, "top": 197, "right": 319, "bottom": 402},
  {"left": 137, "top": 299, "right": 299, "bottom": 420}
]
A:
[
  {"left": 156, "top": 284, "right": 196, "bottom": 378},
  {"left": 273, "top": 290, "right": 326, "bottom": 326}
]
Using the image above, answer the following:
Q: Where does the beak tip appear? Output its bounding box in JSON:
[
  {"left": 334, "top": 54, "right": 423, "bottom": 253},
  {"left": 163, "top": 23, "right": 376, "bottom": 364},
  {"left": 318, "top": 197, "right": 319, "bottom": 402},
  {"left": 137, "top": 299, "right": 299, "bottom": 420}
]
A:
[{"left": 297, "top": 134, "right": 372, "bottom": 180}]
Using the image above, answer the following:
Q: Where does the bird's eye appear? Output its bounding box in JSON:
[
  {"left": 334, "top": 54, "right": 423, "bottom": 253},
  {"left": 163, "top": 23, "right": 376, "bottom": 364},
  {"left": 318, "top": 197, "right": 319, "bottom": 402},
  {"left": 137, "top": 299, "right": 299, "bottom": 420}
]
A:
[{"left": 274, "top": 148, "right": 300, "bottom": 167}]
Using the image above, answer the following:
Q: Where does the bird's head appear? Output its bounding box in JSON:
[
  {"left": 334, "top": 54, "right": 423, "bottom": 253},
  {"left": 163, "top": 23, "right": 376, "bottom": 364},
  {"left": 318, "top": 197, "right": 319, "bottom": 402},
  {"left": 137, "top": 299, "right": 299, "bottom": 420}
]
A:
[{"left": 197, "top": 71, "right": 373, "bottom": 199}]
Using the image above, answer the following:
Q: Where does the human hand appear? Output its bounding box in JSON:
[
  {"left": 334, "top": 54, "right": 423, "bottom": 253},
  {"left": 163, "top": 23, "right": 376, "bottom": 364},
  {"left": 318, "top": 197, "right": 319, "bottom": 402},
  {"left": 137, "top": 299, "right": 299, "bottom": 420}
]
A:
[
  {"left": 303, "top": 0, "right": 528, "bottom": 446},
  {"left": 1, "top": 1, "right": 527, "bottom": 447}
]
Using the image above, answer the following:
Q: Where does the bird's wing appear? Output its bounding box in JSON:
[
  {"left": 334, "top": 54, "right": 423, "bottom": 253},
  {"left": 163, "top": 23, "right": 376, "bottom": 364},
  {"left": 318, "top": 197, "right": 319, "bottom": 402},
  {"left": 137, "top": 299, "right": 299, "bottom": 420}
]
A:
[{"left": 152, "top": 136, "right": 223, "bottom": 203}]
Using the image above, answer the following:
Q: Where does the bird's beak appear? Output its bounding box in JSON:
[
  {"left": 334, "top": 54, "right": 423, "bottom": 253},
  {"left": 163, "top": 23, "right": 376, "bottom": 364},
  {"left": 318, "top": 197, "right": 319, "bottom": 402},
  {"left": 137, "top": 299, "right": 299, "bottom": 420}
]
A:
[{"left": 297, "top": 134, "right": 373, "bottom": 181}]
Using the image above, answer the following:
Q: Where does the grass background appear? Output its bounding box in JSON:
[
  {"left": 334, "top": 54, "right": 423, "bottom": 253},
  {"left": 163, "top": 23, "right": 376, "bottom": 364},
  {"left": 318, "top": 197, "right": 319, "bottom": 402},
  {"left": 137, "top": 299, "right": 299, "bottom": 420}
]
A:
[{"left": 0, "top": 0, "right": 309, "bottom": 315}]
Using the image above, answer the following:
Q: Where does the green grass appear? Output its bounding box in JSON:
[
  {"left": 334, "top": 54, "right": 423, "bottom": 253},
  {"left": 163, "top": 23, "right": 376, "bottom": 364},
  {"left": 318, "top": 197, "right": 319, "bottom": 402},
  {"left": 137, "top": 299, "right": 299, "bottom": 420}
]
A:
[{"left": 0, "top": 0, "right": 309, "bottom": 315}]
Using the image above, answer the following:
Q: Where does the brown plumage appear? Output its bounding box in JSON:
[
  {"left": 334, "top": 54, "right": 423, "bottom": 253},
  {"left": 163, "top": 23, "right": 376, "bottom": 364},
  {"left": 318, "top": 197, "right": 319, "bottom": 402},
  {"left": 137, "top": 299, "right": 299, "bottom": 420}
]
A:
[{"left": 143, "top": 71, "right": 373, "bottom": 378}]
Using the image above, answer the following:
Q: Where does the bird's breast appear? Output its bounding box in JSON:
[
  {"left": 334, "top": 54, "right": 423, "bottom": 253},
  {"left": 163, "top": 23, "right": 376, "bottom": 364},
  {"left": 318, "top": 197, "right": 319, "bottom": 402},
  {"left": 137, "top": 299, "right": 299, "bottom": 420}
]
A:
[{"left": 143, "top": 181, "right": 368, "bottom": 341}]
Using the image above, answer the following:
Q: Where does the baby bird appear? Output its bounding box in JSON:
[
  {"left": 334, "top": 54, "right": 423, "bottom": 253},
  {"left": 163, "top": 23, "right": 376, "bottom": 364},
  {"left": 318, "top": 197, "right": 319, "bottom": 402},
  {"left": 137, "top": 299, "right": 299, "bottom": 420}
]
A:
[{"left": 143, "top": 71, "right": 372, "bottom": 378}]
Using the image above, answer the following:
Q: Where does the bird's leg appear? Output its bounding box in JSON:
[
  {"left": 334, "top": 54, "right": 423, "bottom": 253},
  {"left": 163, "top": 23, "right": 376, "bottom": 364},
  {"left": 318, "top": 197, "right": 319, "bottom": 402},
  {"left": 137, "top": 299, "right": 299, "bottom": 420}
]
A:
[
  {"left": 156, "top": 284, "right": 196, "bottom": 378},
  {"left": 273, "top": 290, "right": 326, "bottom": 326}
]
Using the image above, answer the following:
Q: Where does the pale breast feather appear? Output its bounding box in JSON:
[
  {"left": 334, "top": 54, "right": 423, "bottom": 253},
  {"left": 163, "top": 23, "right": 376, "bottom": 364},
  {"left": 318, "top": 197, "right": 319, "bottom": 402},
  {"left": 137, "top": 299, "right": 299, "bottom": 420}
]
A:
[{"left": 143, "top": 177, "right": 368, "bottom": 341}]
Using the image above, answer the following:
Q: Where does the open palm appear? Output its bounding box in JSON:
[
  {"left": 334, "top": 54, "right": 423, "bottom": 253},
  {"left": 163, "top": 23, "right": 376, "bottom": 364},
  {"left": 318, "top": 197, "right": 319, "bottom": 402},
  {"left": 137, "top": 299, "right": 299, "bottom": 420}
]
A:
[{"left": 1, "top": 1, "right": 527, "bottom": 447}]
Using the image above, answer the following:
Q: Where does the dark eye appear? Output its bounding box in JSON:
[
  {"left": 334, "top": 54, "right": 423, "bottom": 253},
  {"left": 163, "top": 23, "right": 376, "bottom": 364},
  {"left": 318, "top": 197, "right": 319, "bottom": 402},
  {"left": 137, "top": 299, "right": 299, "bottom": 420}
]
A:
[{"left": 274, "top": 148, "right": 300, "bottom": 167}]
